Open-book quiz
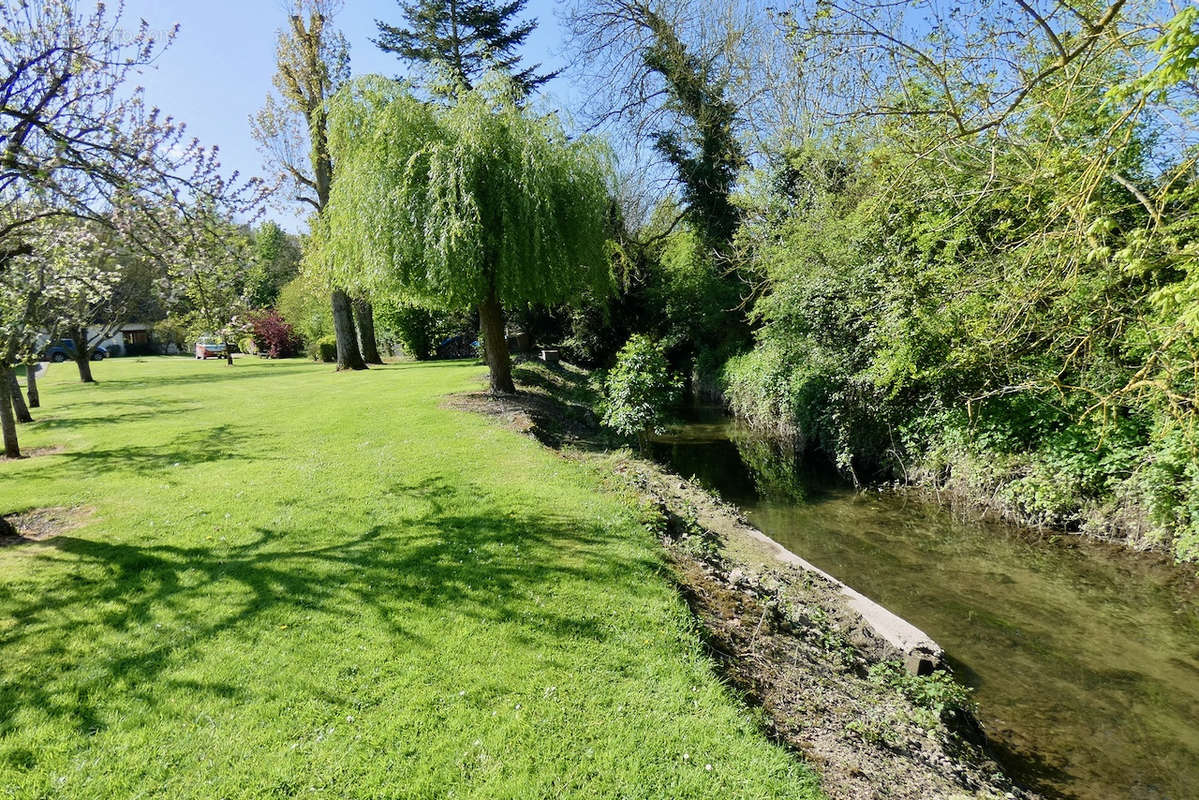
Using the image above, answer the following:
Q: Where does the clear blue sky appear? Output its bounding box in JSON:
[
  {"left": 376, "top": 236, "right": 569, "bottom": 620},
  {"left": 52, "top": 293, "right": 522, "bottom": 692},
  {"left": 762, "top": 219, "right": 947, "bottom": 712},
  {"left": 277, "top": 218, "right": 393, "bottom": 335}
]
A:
[{"left": 120, "top": 0, "right": 571, "bottom": 233}]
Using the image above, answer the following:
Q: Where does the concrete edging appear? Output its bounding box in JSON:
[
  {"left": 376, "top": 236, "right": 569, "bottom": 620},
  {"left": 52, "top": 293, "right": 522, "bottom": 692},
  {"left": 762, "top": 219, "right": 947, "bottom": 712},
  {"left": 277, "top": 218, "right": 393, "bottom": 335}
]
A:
[{"left": 739, "top": 524, "right": 944, "bottom": 675}]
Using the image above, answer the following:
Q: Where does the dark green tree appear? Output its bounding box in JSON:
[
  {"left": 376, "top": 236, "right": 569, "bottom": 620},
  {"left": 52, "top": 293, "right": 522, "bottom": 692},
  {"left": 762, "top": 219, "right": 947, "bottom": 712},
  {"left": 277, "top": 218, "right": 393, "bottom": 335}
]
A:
[
  {"left": 563, "top": 2, "right": 750, "bottom": 370},
  {"left": 640, "top": 9, "right": 743, "bottom": 252},
  {"left": 373, "top": 0, "right": 557, "bottom": 95},
  {"left": 247, "top": 222, "right": 302, "bottom": 309}
]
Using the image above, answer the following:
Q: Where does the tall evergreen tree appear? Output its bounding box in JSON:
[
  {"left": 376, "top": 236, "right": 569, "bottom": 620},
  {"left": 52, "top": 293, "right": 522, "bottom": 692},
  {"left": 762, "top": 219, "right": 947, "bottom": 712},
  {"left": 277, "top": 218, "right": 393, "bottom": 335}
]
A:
[{"left": 373, "top": 0, "right": 557, "bottom": 95}]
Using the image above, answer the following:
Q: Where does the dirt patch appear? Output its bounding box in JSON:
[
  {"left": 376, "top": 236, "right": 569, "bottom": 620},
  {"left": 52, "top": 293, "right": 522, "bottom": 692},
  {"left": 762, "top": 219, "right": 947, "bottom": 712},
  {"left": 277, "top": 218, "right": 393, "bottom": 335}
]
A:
[
  {"left": 1, "top": 506, "right": 94, "bottom": 546},
  {"left": 1, "top": 445, "right": 66, "bottom": 461},
  {"left": 24, "top": 445, "right": 66, "bottom": 458},
  {"left": 442, "top": 361, "right": 614, "bottom": 450},
  {"left": 445, "top": 391, "right": 542, "bottom": 438},
  {"left": 452, "top": 367, "right": 1037, "bottom": 800}
]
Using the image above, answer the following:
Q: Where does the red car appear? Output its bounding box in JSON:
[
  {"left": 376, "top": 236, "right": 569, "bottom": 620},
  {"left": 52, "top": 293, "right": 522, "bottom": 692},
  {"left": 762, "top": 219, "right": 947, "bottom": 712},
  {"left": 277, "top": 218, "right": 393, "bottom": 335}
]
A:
[{"left": 194, "top": 336, "right": 227, "bottom": 360}]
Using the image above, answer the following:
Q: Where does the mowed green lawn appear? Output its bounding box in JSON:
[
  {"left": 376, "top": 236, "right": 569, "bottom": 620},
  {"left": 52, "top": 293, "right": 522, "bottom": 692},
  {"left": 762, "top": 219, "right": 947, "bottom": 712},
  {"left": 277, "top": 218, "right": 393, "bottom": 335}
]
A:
[{"left": 0, "top": 357, "right": 821, "bottom": 799}]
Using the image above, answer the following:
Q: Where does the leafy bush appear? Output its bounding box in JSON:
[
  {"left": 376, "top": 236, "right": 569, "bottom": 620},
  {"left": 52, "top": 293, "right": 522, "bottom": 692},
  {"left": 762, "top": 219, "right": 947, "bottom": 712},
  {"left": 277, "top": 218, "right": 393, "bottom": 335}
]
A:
[
  {"left": 868, "top": 661, "right": 974, "bottom": 723},
  {"left": 152, "top": 319, "right": 188, "bottom": 353},
  {"left": 600, "top": 335, "right": 682, "bottom": 447},
  {"left": 378, "top": 301, "right": 439, "bottom": 360},
  {"left": 716, "top": 128, "right": 1199, "bottom": 561},
  {"left": 277, "top": 273, "right": 331, "bottom": 348},
  {"left": 247, "top": 309, "right": 302, "bottom": 358},
  {"left": 373, "top": 299, "right": 479, "bottom": 361},
  {"left": 315, "top": 337, "right": 337, "bottom": 363},
  {"left": 652, "top": 227, "right": 744, "bottom": 358}
]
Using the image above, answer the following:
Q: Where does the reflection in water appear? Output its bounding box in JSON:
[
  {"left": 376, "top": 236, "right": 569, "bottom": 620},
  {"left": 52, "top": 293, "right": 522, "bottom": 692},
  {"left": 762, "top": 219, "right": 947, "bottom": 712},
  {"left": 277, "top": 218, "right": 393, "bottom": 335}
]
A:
[{"left": 651, "top": 408, "right": 1199, "bottom": 800}]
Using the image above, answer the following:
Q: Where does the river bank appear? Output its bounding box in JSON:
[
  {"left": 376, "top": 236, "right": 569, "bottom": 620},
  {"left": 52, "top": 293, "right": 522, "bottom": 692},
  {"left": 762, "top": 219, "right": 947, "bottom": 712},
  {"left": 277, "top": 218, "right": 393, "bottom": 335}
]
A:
[
  {"left": 718, "top": 374, "right": 1197, "bottom": 567},
  {"left": 450, "top": 360, "right": 1038, "bottom": 800},
  {"left": 651, "top": 403, "right": 1199, "bottom": 800}
]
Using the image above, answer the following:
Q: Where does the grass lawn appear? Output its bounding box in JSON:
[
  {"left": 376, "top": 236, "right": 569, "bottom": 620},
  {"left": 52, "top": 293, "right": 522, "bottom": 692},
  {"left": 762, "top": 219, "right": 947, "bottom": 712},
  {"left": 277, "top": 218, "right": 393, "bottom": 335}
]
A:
[{"left": 0, "top": 357, "right": 822, "bottom": 799}]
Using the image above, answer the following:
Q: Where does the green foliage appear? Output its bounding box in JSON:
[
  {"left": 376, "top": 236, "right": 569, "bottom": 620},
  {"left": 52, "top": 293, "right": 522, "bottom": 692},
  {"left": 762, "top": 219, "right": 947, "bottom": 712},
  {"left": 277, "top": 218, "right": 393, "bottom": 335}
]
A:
[
  {"left": 317, "top": 76, "right": 613, "bottom": 313},
  {"left": 720, "top": 93, "right": 1199, "bottom": 560},
  {"left": 652, "top": 227, "right": 743, "bottom": 358},
  {"left": 1137, "top": 425, "right": 1199, "bottom": 562},
  {"left": 316, "top": 336, "right": 337, "bottom": 363},
  {"left": 151, "top": 319, "right": 188, "bottom": 352},
  {"left": 600, "top": 334, "right": 682, "bottom": 445},
  {"left": 374, "top": 0, "right": 556, "bottom": 95},
  {"left": 639, "top": 12, "right": 743, "bottom": 250},
  {"left": 1116, "top": 6, "right": 1199, "bottom": 110},
  {"left": 867, "top": 662, "right": 975, "bottom": 723},
  {"left": 245, "top": 222, "right": 301, "bottom": 309},
  {"left": 165, "top": 207, "right": 254, "bottom": 349},
  {"left": 374, "top": 299, "right": 441, "bottom": 360},
  {"left": 276, "top": 272, "right": 331, "bottom": 347}
]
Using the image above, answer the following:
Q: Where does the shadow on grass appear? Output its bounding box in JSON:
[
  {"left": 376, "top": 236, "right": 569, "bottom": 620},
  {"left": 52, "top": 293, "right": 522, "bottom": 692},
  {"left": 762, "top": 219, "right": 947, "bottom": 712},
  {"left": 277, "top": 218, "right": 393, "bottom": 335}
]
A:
[
  {"left": 452, "top": 361, "right": 622, "bottom": 452},
  {"left": 94, "top": 359, "right": 319, "bottom": 390},
  {"left": 25, "top": 398, "right": 199, "bottom": 432},
  {"left": 28, "top": 424, "right": 262, "bottom": 478},
  {"left": 0, "top": 477, "right": 659, "bottom": 737},
  {"left": 391, "top": 359, "right": 480, "bottom": 370}
]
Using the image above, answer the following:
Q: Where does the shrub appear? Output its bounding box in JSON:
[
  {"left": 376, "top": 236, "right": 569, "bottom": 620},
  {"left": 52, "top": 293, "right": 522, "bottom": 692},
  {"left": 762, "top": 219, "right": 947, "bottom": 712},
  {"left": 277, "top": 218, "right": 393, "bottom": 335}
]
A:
[
  {"left": 867, "top": 661, "right": 975, "bottom": 725},
  {"left": 123, "top": 341, "right": 155, "bottom": 357},
  {"left": 600, "top": 335, "right": 682, "bottom": 448},
  {"left": 383, "top": 303, "right": 439, "bottom": 360},
  {"left": 315, "top": 336, "right": 337, "bottom": 363},
  {"left": 277, "top": 273, "right": 332, "bottom": 346},
  {"left": 373, "top": 299, "right": 479, "bottom": 361},
  {"left": 152, "top": 319, "right": 188, "bottom": 353},
  {"left": 248, "top": 309, "right": 302, "bottom": 358}
]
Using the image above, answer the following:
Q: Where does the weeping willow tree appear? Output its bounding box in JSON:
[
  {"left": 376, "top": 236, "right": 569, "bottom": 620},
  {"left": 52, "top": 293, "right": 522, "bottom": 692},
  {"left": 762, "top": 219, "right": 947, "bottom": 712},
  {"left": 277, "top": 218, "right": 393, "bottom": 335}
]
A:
[{"left": 315, "top": 76, "right": 612, "bottom": 392}]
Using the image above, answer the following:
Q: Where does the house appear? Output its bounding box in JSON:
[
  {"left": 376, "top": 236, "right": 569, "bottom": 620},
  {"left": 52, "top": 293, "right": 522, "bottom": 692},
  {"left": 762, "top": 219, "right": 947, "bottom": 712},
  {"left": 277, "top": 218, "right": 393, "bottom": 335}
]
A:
[{"left": 87, "top": 323, "right": 176, "bottom": 356}]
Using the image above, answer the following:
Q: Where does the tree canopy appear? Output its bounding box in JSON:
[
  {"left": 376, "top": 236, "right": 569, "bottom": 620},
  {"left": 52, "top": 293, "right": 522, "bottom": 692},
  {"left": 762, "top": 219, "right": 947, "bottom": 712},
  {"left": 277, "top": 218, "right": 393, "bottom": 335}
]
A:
[
  {"left": 316, "top": 76, "right": 612, "bottom": 390},
  {"left": 319, "top": 78, "right": 612, "bottom": 308}
]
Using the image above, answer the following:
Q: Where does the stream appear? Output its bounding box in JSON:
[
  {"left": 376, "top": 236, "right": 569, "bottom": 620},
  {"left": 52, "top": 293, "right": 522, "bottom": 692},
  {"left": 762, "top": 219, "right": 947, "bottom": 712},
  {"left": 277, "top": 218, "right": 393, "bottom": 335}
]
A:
[{"left": 650, "top": 408, "right": 1199, "bottom": 800}]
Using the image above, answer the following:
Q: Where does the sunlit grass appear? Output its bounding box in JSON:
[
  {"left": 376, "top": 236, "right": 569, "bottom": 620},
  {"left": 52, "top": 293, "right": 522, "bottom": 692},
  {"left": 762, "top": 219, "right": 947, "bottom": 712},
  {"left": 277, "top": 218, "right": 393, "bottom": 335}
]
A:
[{"left": 0, "top": 356, "right": 821, "bottom": 799}]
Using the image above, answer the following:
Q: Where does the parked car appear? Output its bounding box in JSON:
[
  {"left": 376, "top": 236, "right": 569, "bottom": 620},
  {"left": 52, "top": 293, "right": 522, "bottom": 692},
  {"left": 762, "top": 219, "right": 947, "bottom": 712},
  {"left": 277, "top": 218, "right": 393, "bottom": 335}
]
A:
[
  {"left": 435, "top": 334, "right": 479, "bottom": 360},
  {"left": 194, "top": 336, "right": 227, "bottom": 360},
  {"left": 42, "top": 339, "right": 107, "bottom": 363}
]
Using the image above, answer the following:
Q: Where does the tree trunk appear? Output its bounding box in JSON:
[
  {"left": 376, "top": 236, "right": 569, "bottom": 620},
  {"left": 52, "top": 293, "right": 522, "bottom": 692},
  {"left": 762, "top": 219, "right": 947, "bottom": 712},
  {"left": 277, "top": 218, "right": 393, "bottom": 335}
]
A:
[
  {"left": 70, "top": 325, "right": 95, "bottom": 383},
  {"left": 0, "top": 365, "right": 20, "bottom": 458},
  {"left": 331, "top": 289, "right": 367, "bottom": 371},
  {"left": 25, "top": 365, "right": 39, "bottom": 408},
  {"left": 353, "top": 297, "right": 384, "bottom": 364},
  {"left": 478, "top": 290, "right": 515, "bottom": 394},
  {"left": 8, "top": 373, "right": 31, "bottom": 424}
]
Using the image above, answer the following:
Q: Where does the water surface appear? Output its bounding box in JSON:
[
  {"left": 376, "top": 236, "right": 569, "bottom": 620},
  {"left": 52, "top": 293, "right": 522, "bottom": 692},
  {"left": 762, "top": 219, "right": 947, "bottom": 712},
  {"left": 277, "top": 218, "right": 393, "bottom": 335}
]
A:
[{"left": 651, "top": 409, "right": 1199, "bottom": 800}]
